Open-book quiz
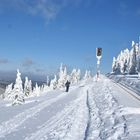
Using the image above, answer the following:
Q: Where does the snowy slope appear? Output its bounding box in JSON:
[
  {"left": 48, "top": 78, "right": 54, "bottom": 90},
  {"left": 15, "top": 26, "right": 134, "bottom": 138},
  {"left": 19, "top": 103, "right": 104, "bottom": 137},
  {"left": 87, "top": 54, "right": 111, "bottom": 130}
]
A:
[
  {"left": 107, "top": 74, "right": 140, "bottom": 96},
  {"left": 0, "top": 76, "right": 140, "bottom": 140}
]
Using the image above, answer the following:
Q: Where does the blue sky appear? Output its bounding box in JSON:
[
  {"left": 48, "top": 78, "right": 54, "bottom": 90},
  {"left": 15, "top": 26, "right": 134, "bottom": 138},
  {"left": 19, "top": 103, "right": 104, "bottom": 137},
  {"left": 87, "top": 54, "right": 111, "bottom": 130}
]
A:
[{"left": 0, "top": 0, "right": 140, "bottom": 76}]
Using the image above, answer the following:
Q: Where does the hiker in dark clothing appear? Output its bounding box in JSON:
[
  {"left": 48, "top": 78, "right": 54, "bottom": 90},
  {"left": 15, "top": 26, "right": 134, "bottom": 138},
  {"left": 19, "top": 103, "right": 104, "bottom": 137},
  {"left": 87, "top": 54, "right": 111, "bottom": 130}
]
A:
[{"left": 65, "top": 80, "right": 70, "bottom": 92}]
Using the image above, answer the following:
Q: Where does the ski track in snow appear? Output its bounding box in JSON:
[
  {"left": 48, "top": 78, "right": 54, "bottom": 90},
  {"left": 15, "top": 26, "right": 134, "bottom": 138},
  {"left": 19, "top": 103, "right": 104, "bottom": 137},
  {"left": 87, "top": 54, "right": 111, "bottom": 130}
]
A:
[
  {"left": 85, "top": 78, "right": 128, "bottom": 140},
  {"left": 25, "top": 77, "right": 129, "bottom": 140},
  {"left": 0, "top": 92, "right": 69, "bottom": 138},
  {"left": 0, "top": 77, "right": 132, "bottom": 140},
  {"left": 25, "top": 87, "right": 89, "bottom": 140}
]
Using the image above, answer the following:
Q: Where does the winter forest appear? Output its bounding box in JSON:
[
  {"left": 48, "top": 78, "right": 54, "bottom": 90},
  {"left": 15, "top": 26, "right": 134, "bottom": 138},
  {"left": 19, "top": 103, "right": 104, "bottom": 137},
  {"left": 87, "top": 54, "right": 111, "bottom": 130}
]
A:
[
  {"left": 2, "top": 64, "right": 92, "bottom": 106},
  {"left": 112, "top": 40, "right": 140, "bottom": 75}
]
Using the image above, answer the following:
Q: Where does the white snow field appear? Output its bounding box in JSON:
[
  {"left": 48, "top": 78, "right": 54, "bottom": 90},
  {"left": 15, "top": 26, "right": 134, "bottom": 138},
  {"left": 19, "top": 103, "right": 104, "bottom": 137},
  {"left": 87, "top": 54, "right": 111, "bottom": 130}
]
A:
[{"left": 0, "top": 75, "right": 140, "bottom": 140}]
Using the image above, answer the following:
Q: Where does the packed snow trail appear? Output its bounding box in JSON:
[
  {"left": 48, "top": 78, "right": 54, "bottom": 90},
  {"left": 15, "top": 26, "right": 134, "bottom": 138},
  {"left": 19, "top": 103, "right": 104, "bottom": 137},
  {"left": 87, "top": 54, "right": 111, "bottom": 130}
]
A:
[
  {"left": 0, "top": 92, "right": 68, "bottom": 137},
  {"left": 0, "top": 86, "right": 89, "bottom": 140},
  {"left": 25, "top": 87, "right": 88, "bottom": 140},
  {"left": 108, "top": 76, "right": 140, "bottom": 139},
  {"left": 0, "top": 76, "right": 140, "bottom": 139},
  {"left": 0, "top": 87, "right": 82, "bottom": 138},
  {"left": 25, "top": 77, "right": 128, "bottom": 140},
  {"left": 85, "top": 78, "right": 128, "bottom": 140}
]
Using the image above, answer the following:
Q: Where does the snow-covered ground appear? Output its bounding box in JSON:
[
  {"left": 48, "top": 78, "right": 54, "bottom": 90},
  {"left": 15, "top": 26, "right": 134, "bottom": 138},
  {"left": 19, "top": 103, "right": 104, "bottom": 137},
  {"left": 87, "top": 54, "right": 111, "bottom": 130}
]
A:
[
  {"left": 0, "top": 75, "right": 140, "bottom": 140},
  {"left": 107, "top": 74, "right": 140, "bottom": 96}
]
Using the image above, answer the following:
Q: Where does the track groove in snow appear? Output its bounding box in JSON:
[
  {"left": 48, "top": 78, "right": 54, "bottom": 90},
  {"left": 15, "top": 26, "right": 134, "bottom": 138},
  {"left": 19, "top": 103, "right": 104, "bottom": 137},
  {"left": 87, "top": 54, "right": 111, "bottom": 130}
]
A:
[
  {"left": 83, "top": 90, "right": 91, "bottom": 140},
  {"left": 0, "top": 92, "right": 68, "bottom": 138},
  {"left": 85, "top": 78, "right": 128, "bottom": 140}
]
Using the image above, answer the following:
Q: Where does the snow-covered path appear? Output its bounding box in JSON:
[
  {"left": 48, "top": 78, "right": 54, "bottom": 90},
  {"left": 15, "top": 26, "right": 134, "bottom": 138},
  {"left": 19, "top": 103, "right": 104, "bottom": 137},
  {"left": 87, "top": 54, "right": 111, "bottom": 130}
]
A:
[
  {"left": 25, "top": 87, "right": 88, "bottom": 140},
  {"left": 0, "top": 76, "right": 140, "bottom": 140},
  {"left": 85, "top": 78, "right": 128, "bottom": 140}
]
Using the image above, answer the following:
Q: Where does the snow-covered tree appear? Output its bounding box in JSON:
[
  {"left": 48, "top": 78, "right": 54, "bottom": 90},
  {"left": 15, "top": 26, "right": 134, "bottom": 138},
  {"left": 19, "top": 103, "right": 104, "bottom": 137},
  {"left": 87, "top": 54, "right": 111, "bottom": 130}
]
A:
[
  {"left": 40, "top": 85, "right": 44, "bottom": 93},
  {"left": 28, "top": 80, "right": 32, "bottom": 95},
  {"left": 70, "top": 69, "right": 77, "bottom": 83},
  {"left": 76, "top": 69, "right": 81, "bottom": 82},
  {"left": 46, "top": 76, "right": 50, "bottom": 86},
  {"left": 83, "top": 70, "right": 92, "bottom": 80},
  {"left": 128, "top": 42, "right": 137, "bottom": 74},
  {"left": 112, "top": 48, "right": 130, "bottom": 74},
  {"left": 33, "top": 83, "right": 40, "bottom": 96},
  {"left": 57, "top": 63, "right": 67, "bottom": 88},
  {"left": 137, "top": 48, "right": 140, "bottom": 72},
  {"left": 70, "top": 68, "right": 81, "bottom": 83},
  {"left": 43, "top": 84, "right": 51, "bottom": 92},
  {"left": 24, "top": 77, "right": 32, "bottom": 96},
  {"left": 50, "top": 75, "right": 58, "bottom": 90},
  {"left": 112, "top": 39, "right": 140, "bottom": 75},
  {"left": 63, "top": 66, "right": 67, "bottom": 82},
  {"left": 112, "top": 57, "right": 116, "bottom": 72},
  {"left": 123, "top": 49, "right": 130, "bottom": 73},
  {"left": 3, "top": 83, "right": 13, "bottom": 100},
  {"left": 12, "top": 69, "right": 24, "bottom": 105}
]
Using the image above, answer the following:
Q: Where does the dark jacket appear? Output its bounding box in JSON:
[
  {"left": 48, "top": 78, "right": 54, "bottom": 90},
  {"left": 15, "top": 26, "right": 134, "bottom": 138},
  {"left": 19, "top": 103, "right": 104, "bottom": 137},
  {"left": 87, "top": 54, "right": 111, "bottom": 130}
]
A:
[{"left": 65, "top": 81, "right": 70, "bottom": 87}]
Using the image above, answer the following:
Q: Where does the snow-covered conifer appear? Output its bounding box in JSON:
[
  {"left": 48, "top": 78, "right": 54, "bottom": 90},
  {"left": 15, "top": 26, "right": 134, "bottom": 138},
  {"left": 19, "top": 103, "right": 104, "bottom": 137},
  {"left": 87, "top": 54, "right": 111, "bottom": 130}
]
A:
[
  {"left": 63, "top": 66, "right": 67, "bottom": 82},
  {"left": 24, "top": 77, "right": 30, "bottom": 96},
  {"left": 83, "top": 70, "right": 91, "bottom": 80},
  {"left": 28, "top": 80, "right": 32, "bottom": 95},
  {"left": 50, "top": 75, "right": 58, "bottom": 90},
  {"left": 57, "top": 64, "right": 67, "bottom": 88},
  {"left": 112, "top": 39, "right": 140, "bottom": 74},
  {"left": 12, "top": 69, "right": 24, "bottom": 105},
  {"left": 3, "top": 83, "right": 13, "bottom": 100},
  {"left": 137, "top": 50, "right": 140, "bottom": 72},
  {"left": 33, "top": 83, "right": 40, "bottom": 96},
  {"left": 129, "top": 42, "right": 137, "bottom": 74},
  {"left": 70, "top": 69, "right": 77, "bottom": 84},
  {"left": 76, "top": 69, "right": 81, "bottom": 82},
  {"left": 43, "top": 83, "right": 51, "bottom": 92},
  {"left": 46, "top": 76, "right": 50, "bottom": 86},
  {"left": 112, "top": 57, "right": 117, "bottom": 72}
]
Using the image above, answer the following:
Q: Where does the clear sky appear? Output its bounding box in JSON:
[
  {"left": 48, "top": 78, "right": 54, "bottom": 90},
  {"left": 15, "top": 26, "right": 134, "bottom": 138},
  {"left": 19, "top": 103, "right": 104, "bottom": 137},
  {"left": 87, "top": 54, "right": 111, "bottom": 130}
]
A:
[{"left": 0, "top": 0, "right": 140, "bottom": 76}]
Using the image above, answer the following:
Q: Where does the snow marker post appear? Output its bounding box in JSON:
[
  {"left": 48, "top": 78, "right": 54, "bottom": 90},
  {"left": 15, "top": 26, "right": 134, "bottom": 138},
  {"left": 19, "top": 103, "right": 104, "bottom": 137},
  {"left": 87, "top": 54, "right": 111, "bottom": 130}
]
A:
[{"left": 96, "top": 48, "right": 102, "bottom": 78}]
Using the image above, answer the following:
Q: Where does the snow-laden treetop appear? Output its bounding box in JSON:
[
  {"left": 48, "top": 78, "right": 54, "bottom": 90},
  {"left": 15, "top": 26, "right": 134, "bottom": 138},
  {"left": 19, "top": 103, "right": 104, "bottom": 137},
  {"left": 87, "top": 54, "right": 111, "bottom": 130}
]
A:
[{"left": 112, "top": 39, "right": 140, "bottom": 74}]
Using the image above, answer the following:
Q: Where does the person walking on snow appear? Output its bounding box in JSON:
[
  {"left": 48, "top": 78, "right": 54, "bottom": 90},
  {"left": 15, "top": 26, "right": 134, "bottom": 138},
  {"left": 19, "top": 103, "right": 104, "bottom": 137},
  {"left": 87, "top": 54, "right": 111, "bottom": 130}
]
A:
[{"left": 65, "top": 80, "right": 70, "bottom": 92}]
